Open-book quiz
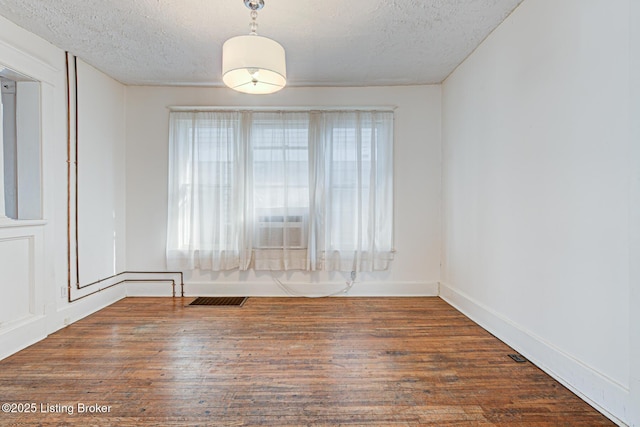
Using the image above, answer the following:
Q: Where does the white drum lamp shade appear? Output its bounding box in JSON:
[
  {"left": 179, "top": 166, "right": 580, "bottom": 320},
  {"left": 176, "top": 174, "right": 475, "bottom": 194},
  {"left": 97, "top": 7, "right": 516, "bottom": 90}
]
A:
[{"left": 222, "top": 35, "right": 287, "bottom": 94}]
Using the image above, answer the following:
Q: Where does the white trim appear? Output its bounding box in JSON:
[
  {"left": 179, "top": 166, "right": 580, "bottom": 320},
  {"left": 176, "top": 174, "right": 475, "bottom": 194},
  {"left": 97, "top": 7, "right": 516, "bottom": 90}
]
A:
[
  {"left": 0, "top": 39, "right": 60, "bottom": 84},
  {"left": 126, "top": 280, "right": 439, "bottom": 298},
  {"left": 0, "top": 314, "right": 47, "bottom": 361},
  {"left": 126, "top": 281, "right": 175, "bottom": 297},
  {"left": 0, "top": 286, "right": 125, "bottom": 362},
  {"left": 168, "top": 105, "right": 398, "bottom": 112},
  {"left": 0, "top": 219, "right": 47, "bottom": 228},
  {"left": 439, "top": 281, "right": 630, "bottom": 427},
  {"left": 0, "top": 224, "right": 45, "bottom": 360},
  {"left": 51, "top": 287, "right": 126, "bottom": 333}
]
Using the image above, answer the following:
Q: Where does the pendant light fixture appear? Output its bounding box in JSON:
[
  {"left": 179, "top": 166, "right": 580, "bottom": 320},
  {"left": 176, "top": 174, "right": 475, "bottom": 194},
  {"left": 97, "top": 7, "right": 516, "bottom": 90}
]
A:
[{"left": 222, "top": 0, "right": 286, "bottom": 94}]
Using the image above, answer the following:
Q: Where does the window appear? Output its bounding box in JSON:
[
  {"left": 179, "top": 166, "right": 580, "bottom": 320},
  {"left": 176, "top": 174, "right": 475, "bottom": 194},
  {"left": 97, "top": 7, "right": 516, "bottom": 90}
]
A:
[
  {"left": 1, "top": 72, "right": 41, "bottom": 221},
  {"left": 166, "top": 110, "right": 394, "bottom": 272},
  {"left": 251, "top": 113, "right": 310, "bottom": 251}
]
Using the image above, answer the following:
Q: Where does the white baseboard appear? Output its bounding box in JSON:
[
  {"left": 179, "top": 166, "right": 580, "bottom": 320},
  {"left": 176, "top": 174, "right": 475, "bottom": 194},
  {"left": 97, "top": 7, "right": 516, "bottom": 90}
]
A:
[
  {"left": 0, "top": 286, "right": 126, "bottom": 362},
  {"left": 126, "top": 280, "right": 439, "bottom": 298},
  {"left": 439, "top": 282, "right": 630, "bottom": 427},
  {"left": 126, "top": 281, "right": 176, "bottom": 296},
  {"left": 52, "top": 286, "right": 126, "bottom": 333},
  {"left": 0, "top": 315, "right": 47, "bottom": 361}
]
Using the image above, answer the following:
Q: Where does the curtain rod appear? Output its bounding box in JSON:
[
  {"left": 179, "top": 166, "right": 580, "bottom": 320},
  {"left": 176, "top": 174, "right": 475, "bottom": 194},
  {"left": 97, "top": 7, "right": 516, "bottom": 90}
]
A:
[{"left": 167, "top": 105, "right": 397, "bottom": 113}]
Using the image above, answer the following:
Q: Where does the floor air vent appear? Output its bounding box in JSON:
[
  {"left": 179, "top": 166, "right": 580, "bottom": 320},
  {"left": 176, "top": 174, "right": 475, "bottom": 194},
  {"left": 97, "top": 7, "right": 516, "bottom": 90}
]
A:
[
  {"left": 188, "top": 297, "right": 247, "bottom": 307},
  {"left": 508, "top": 354, "right": 528, "bottom": 363}
]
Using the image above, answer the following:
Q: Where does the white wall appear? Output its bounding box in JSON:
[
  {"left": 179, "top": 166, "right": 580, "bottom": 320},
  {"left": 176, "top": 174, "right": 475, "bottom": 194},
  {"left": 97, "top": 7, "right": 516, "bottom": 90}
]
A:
[
  {"left": 0, "top": 15, "right": 127, "bottom": 360},
  {"left": 441, "top": 0, "right": 635, "bottom": 425},
  {"left": 76, "top": 59, "right": 126, "bottom": 284},
  {"left": 125, "top": 85, "right": 442, "bottom": 296}
]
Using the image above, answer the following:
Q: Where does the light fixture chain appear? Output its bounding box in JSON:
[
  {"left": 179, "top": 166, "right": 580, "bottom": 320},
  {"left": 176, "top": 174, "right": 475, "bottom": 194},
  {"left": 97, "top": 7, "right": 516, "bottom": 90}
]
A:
[{"left": 249, "top": 10, "right": 258, "bottom": 35}]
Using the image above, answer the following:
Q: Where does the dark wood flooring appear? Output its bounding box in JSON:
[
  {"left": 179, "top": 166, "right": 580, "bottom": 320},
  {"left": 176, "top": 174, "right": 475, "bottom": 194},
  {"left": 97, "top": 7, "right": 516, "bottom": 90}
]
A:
[{"left": 0, "top": 297, "right": 614, "bottom": 426}]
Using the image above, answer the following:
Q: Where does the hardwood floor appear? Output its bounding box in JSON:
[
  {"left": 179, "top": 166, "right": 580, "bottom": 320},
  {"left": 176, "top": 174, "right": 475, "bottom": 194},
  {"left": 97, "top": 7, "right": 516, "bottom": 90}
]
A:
[{"left": 0, "top": 297, "right": 614, "bottom": 426}]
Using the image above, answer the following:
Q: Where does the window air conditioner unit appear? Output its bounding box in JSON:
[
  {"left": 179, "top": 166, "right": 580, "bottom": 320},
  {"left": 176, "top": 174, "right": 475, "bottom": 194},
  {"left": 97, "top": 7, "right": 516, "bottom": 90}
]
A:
[{"left": 255, "top": 215, "right": 306, "bottom": 249}]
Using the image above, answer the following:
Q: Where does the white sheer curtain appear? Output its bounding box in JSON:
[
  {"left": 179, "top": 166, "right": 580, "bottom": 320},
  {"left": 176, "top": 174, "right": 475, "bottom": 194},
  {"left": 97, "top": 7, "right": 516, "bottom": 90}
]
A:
[
  {"left": 166, "top": 109, "right": 394, "bottom": 272},
  {"left": 166, "top": 111, "right": 250, "bottom": 270},
  {"left": 309, "top": 111, "right": 394, "bottom": 272}
]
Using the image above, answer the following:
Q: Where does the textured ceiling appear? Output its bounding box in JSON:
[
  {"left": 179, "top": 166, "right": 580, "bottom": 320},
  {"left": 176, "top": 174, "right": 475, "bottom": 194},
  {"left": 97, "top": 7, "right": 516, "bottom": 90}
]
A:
[{"left": 0, "top": 0, "right": 523, "bottom": 87}]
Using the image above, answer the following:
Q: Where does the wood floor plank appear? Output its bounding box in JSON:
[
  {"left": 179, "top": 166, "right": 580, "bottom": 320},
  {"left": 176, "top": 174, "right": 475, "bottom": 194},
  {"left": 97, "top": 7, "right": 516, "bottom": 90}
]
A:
[{"left": 0, "top": 297, "right": 614, "bottom": 426}]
